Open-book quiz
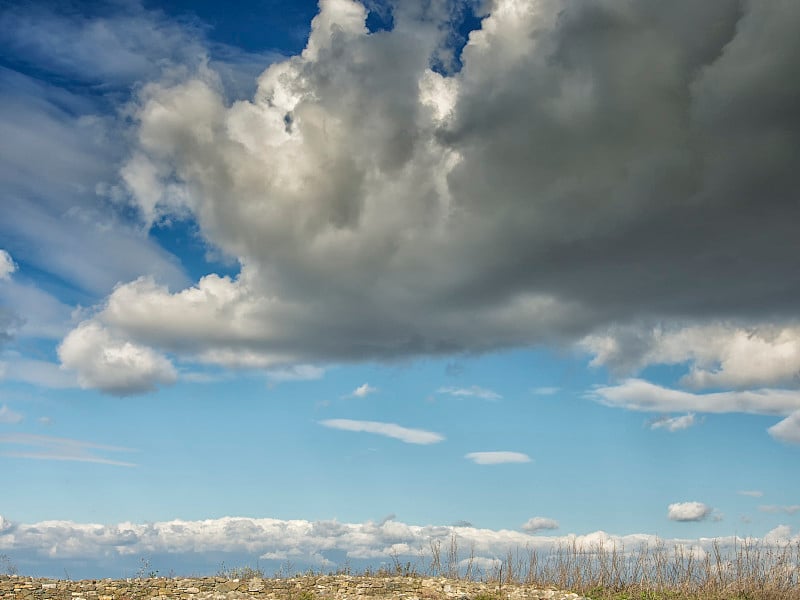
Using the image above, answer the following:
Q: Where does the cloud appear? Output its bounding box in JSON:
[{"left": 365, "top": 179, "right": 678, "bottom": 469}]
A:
[
  {"left": 0, "top": 279, "right": 74, "bottom": 339},
  {"left": 532, "top": 386, "right": 559, "bottom": 396},
  {"left": 319, "top": 419, "right": 444, "bottom": 445},
  {"left": 759, "top": 505, "right": 800, "bottom": 515},
  {"left": 521, "top": 517, "right": 559, "bottom": 533},
  {"left": 438, "top": 386, "right": 502, "bottom": 401},
  {"left": 351, "top": 383, "right": 378, "bottom": 397},
  {"left": 1, "top": 514, "right": 798, "bottom": 575},
  {"left": 763, "top": 525, "right": 796, "bottom": 545},
  {"left": 648, "top": 413, "right": 698, "bottom": 432},
  {"left": 591, "top": 379, "right": 800, "bottom": 416},
  {"left": 0, "top": 404, "right": 23, "bottom": 424},
  {"left": 0, "top": 250, "right": 15, "bottom": 280},
  {"left": 738, "top": 490, "right": 764, "bottom": 498},
  {"left": 0, "top": 432, "right": 137, "bottom": 466},
  {"left": 58, "top": 321, "right": 176, "bottom": 396},
  {"left": 0, "top": 68, "right": 189, "bottom": 299},
  {"left": 0, "top": 358, "right": 78, "bottom": 389},
  {"left": 465, "top": 451, "right": 531, "bottom": 465},
  {"left": 768, "top": 410, "right": 800, "bottom": 444},
  {"left": 582, "top": 324, "right": 800, "bottom": 389},
  {"left": 266, "top": 365, "right": 326, "bottom": 382},
  {"left": 668, "top": 502, "right": 713, "bottom": 522},
  {"left": 48, "top": 0, "right": 800, "bottom": 391}
]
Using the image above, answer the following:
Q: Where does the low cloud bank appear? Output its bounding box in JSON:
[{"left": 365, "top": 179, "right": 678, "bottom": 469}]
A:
[{"left": 1, "top": 515, "right": 797, "bottom": 579}]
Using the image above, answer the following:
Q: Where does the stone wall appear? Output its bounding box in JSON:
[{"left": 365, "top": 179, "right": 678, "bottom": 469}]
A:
[{"left": 0, "top": 574, "right": 589, "bottom": 600}]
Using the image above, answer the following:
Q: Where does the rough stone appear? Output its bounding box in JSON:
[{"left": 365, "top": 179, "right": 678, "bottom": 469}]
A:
[{"left": 0, "top": 574, "right": 591, "bottom": 600}]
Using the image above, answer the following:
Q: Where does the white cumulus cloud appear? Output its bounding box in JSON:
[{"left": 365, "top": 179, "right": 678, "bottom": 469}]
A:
[
  {"left": 351, "top": 383, "right": 377, "bottom": 397},
  {"left": 668, "top": 502, "right": 713, "bottom": 522},
  {"left": 319, "top": 419, "right": 444, "bottom": 445},
  {"left": 0, "top": 250, "right": 16, "bottom": 280},
  {"left": 522, "top": 517, "right": 559, "bottom": 533},
  {"left": 465, "top": 451, "right": 531, "bottom": 465},
  {"left": 1, "top": 514, "right": 798, "bottom": 573},
  {"left": 58, "top": 321, "right": 176, "bottom": 396},
  {"left": 583, "top": 323, "right": 800, "bottom": 390}
]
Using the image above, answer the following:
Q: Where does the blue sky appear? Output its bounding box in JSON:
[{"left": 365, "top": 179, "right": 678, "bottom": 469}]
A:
[{"left": 1, "top": 0, "right": 800, "bottom": 579}]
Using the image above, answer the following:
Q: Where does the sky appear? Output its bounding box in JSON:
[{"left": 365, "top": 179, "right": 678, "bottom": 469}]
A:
[{"left": 1, "top": 0, "right": 799, "bottom": 580}]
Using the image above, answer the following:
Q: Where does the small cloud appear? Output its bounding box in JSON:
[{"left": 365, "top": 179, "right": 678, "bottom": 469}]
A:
[
  {"left": 648, "top": 413, "right": 698, "bottom": 432},
  {"left": 759, "top": 505, "right": 800, "bottom": 515},
  {"left": 1, "top": 359, "right": 79, "bottom": 389},
  {"left": 266, "top": 364, "right": 325, "bottom": 382},
  {"left": 764, "top": 525, "right": 794, "bottom": 544},
  {"left": 38, "top": 416, "right": 53, "bottom": 426},
  {"left": 58, "top": 321, "right": 176, "bottom": 396},
  {"left": 522, "top": 517, "right": 559, "bottom": 533},
  {"left": 319, "top": 419, "right": 444, "bottom": 445},
  {"left": 738, "top": 490, "right": 764, "bottom": 498},
  {"left": 181, "top": 370, "right": 229, "bottom": 383},
  {"left": 0, "top": 404, "right": 23, "bottom": 424},
  {"left": 668, "top": 502, "right": 713, "bottom": 522},
  {"left": 0, "top": 250, "right": 16, "bottom": 280},
  {"left": 452, "top": 520, "right": 473, "bottom": 528},
  {"left": 438, "top": 386, "right": 501, "bottom": 401},
  {"left": 465, "top": 451, "right": 531, "bottom": 465},
  {"left": 768, "top": 410, "right": 800, "bottom": 445},
  {"left": 0, "top": 432, "right": 137, "bottom": 466},
  {"left": 532, "top": 386, "right": 560, "bottom": 395},
  {"left": 350, "top": 383, "right": 377, "bottom": 398}
]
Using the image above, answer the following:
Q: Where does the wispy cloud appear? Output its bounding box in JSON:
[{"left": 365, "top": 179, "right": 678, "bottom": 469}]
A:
[
  {"left": 532, "top": 386, "right": 559, "bottom": 396},
  {"left": 0, "top": 433, "right": 137, "bottom": 467},
  {"left": 465, "top": 451, "right": 531, "bottom": 465},
  {"left": 438, "top": 386, "right": 501, "bottom": 401},
  {"left": 319, "top": 419, "right": 444, "bottom": 445},
  {"left": 522, "top": 517, "right": 559, "bottom": 533},
  {"left": 759, "top": 505, "right": 800, "bottom": 515},
  {"left": 349, "top": 383, "right": 377, "bottom": 398},
  {"left": 266, "top": 365, "right": 325, "bottom": 382},
  {"left": 738, "top": 490, "right": 764, "bottom": 498},
  {"left": 667, "top": 502, "right": 713, "bottom": 522},
  {"left": 0, "top": 358, "right": 78, "bottom": 389},
  {"left": 648, "top": 413, "right": 698, "bottom": 432},
  {"left": 592, "top": 379, "right": 800, "bottom": 416},
  {"left": 0, "top": 404, "right": 23, "bottom": 424}
]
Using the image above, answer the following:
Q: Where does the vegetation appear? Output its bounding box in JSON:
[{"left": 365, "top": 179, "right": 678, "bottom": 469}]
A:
[
  {"left": 0, "top": 554, "right": 18, "bottom": 576},
  {"left": 3, "top": 536, "right": 799, "bottom": 599},
  {"left": 476, "top": 538, "right": 800, "bottom": 600}
]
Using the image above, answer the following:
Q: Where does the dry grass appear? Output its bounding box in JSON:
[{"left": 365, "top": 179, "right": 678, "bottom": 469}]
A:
[
  {"left": 476, "top": 538, "right": 800, "bottom": 600},
  {"left": 338, "top": 534, "right": 800, "bottom": 599}
]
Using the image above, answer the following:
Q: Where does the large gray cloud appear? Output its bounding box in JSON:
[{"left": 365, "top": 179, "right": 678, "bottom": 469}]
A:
[{"left": 57, "top": 0, "right": 800, "bottom": 390}]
